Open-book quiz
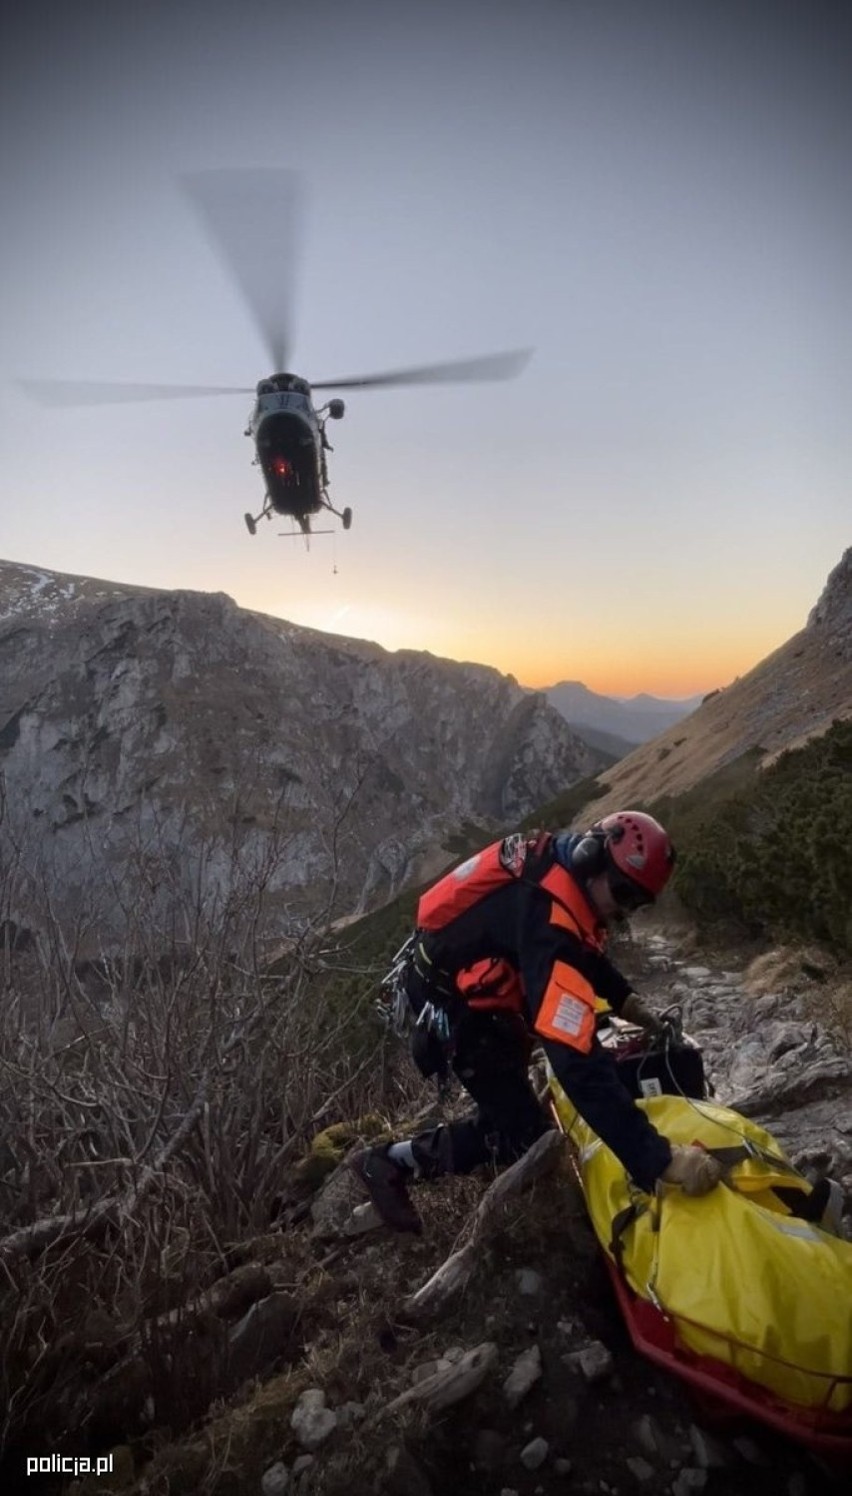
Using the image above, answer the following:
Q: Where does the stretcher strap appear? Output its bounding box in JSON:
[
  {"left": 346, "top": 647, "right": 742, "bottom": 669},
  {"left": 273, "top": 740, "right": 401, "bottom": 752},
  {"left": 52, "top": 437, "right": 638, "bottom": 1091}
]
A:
[
  {"left": 609, "top": 1202, "right": 646, "bottom": 1273},
  {"left": 703, "top": 1143, "right": 805, "bottom": 1180}
]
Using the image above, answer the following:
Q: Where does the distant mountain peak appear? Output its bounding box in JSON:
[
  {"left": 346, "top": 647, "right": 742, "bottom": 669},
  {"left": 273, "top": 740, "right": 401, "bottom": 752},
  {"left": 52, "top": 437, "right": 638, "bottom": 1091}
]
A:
[
  {"left": 541, "top": 680, "right": 701, "bottom": 748},
  {"left": 620, "top": 691, "right": 704, "bottom": 709}
]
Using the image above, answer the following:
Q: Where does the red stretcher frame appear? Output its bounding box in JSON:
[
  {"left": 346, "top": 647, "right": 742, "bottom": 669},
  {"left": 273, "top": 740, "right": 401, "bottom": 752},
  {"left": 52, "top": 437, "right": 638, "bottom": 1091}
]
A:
[
  {"left": 603, "top": 1252, "right": 852, "bottom": 1463},
  {"left": 550, "top": 1097, "right": 852, "bottom": 1465}
]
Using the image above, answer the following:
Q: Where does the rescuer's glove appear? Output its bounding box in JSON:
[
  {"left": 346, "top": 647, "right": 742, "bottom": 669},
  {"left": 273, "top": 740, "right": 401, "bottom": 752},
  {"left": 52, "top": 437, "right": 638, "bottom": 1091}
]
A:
[
  {"left": 621, "top": 992, "right": 665, "bottom": 1036},
  {"left": 661, "top": 1145, "right": 723, "bottom": 1197}
]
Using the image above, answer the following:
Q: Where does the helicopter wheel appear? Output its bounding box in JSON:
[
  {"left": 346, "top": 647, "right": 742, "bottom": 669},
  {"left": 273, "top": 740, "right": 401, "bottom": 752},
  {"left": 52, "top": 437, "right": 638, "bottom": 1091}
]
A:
[
  {"left": 244, "top": 513, "right": 257, "bottom": 536},
  {"left": 342, "top": 507, "right": 353, "bottom": 531}
]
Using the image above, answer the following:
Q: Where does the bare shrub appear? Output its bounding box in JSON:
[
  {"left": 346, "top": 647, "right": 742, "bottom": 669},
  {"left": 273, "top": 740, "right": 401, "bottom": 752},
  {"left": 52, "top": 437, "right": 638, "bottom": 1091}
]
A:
[{"left": 0, "top": 781, "right": 392, "bottom": 1464}]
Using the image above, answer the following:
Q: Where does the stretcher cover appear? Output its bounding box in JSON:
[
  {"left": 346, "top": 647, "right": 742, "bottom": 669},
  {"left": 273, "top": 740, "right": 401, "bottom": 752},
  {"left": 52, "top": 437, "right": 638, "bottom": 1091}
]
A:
[{"left": 548, "top": 1075, "right": 852, "bottom": 1413}]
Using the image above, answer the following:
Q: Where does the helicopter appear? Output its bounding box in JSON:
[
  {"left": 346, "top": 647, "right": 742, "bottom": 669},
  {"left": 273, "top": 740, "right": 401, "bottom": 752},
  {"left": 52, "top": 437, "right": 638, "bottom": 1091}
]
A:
[{"left": 17, "top": 169, "right": 533, "bottom": 540}]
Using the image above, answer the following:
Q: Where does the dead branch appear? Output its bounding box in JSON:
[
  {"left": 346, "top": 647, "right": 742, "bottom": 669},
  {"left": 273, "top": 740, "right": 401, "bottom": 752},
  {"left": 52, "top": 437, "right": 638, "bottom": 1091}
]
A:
[
  {"left": 0, "top": 1071, "right": 211, "bottom": 1264},
  {"left": 382, "top": 1341, "right": 499, "bottom": 1414},
  {"left": 401, "top": 1130, "right": 565, "bottom": 1319}
]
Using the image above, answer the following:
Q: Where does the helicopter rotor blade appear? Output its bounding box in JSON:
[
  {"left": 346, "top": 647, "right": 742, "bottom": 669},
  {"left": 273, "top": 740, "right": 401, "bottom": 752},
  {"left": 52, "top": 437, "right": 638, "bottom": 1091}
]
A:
[
  {"left": 181, "top": 168, "right": 303, "bottom": 373},
  {"left": 16, "top": 379, "right": 254, "bottom": 407},
  {"left": 310, "top": 347, "right": 533, "bottom": 391}
]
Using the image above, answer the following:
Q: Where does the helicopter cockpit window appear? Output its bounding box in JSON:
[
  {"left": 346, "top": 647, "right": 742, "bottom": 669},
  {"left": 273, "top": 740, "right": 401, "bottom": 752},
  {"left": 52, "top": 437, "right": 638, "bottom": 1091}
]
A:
[
  {"left": 266, "top": 374, "right": 311, "bottom": 396},
  {"left": 257, "top": 381, "right": 275, "bottom": 396}
]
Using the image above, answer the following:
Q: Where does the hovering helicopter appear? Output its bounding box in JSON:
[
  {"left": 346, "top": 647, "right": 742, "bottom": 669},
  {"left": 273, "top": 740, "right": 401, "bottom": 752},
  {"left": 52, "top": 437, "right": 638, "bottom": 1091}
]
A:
[{"left": 17, "top": 169, "right": 532, "bottom": 540}]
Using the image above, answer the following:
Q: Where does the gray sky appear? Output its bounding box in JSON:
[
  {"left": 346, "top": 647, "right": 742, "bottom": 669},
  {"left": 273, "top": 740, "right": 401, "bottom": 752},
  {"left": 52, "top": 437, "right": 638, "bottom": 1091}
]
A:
[{"left": 1, "top": 0, "right": 850, "bottom": 695}]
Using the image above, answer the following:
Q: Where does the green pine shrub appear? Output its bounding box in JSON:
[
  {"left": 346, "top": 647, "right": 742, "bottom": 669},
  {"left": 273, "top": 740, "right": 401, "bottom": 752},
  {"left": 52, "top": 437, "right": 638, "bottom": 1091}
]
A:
[{"left": 649, "top": 719, "right": 852, "bottom": 955}]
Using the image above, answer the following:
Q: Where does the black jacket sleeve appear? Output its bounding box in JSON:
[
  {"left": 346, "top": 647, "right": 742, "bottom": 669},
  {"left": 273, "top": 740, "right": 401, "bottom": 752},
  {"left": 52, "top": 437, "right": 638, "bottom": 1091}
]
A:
[
  {"left": 539, "top": 1032, "right": 672, "bottom": 1193},
  {"left": 518, "top": 908, "right": 672, "bottom": 1193},
  {"left": 565, "top": 941, "right": 634, "bottom": 1014}
]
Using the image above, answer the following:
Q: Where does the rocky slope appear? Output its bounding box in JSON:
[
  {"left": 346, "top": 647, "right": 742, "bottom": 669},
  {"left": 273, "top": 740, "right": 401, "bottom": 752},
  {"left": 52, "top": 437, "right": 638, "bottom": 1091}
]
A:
[
  {"left": 284, "top": 930, "right": 851, "bottom": 1496},
  {"left": 0, "top": 561, "right": 599, "bottom": 946},
  {"left": 570, "top": 547, "right": 852, "bottom": 824},
  {"left": 53, "top": 929, "right": 847, "bottom": 1496}
]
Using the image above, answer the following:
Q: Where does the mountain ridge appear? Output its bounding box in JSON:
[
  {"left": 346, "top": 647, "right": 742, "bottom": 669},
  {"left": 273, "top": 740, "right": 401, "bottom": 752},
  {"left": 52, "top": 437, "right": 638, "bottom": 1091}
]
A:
[{"left": 0, "top": 558, "right": 602, "bottom": 951}]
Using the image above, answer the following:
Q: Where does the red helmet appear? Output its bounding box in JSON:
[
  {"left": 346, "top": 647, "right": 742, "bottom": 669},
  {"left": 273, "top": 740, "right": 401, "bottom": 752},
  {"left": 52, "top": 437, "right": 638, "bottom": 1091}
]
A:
[{"left": 598, "top": 810, "right": 676, "bottom": 898}]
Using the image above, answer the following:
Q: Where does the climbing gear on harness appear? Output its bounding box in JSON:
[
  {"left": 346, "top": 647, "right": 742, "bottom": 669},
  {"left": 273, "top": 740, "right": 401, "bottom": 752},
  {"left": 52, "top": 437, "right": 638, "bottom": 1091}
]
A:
[
  {"left": 374, "top": 935, "right": 418, "bottom": 1035},
  {"left": 415, "top": 1000, "right": 451, "bottom": 1044},
  {"left": 374, "top": 933, "right": 456, "bottom": 1094}
]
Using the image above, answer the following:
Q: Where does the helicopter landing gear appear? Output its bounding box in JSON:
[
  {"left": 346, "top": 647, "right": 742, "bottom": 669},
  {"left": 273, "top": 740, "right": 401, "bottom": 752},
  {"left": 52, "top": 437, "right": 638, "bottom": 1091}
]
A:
[
  {"left": 321, "top": 489, "right": 353, "bottom": 532},
  {"left": 244, "top": 494, "right": 273, "bottom": 535}
]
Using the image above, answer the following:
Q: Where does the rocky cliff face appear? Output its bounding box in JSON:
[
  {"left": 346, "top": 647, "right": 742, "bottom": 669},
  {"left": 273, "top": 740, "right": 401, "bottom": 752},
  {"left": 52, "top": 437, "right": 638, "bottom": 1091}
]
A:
[
  {"left": 807, "top": 544, "right": 852, "bottom": 646},
  {"left": 0, "top": 562, "right": 598, "bottom": 945}
]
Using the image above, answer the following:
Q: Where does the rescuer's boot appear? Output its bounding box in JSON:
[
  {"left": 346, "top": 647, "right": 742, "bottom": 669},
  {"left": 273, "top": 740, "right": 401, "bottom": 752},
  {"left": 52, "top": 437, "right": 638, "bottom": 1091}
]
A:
[{"left": 349, "top": 1144, "right": 422, "bottom": 1235}]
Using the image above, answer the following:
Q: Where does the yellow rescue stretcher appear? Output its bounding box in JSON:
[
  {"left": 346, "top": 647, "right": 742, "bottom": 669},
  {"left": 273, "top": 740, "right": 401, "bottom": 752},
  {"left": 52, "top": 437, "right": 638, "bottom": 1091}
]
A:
[{"left": 548, "top": 1057, "right": 852, "bottom": 1460}]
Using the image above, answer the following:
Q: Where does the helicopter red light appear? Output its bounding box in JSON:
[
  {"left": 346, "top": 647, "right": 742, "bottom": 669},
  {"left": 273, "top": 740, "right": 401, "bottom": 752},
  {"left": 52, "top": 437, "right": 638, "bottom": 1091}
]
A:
[{"left": 272, "top": 455, "right": 293, "bottom": 477}]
